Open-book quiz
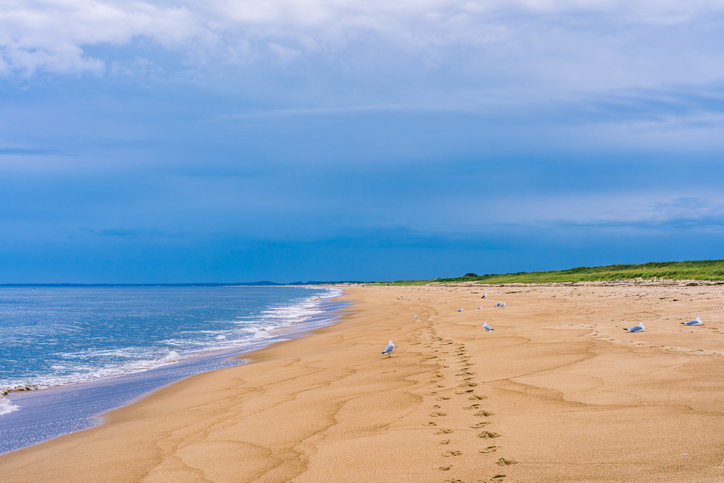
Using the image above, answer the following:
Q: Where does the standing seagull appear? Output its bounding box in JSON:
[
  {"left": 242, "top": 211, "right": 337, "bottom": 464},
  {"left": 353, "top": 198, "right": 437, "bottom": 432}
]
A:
[
  {"left": 457, "top": 308, "right": 464, "bottom": 312},
  {"left": 382, "top": 340, "right": 395, "bottom": 357},
  {"left": 682, "top": 317, "right": 703, "bottom": 326},
  {"left": 482, "top": 293, "right": 487, "bottom": 299},
  {"left": 414, "top": 315, "right": 418, "bottom": 320},
  {"left": 624, "top": 323, "right": 645, "bottom": 332},
  {"left": 483, "top": 322, "right": 494, "bottom": 331}
]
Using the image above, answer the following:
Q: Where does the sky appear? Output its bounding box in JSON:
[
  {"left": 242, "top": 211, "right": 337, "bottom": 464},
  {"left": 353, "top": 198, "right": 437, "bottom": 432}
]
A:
[{"left": 1, "top": 0, "right": 724, "bottom": 283}]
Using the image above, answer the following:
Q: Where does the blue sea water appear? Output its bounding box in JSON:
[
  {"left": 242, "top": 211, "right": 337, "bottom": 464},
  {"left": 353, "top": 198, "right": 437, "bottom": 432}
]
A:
[{"left": 0, "top": 286, "right": 346, "bottom": 454}]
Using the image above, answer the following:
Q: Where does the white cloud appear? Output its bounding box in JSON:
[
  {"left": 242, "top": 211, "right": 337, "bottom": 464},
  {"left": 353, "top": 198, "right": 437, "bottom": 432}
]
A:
[
  {"left": 2, "top": 0, "right": 724, "bottom": 77},
  {"left": 0, "top": 0, "right": 199, "bottom": 74}
]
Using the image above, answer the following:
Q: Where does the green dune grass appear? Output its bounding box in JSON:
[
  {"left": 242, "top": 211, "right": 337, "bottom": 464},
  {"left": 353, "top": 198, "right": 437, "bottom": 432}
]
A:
[{"left": 372, "top": 259, "right": 724, "bottom": 285}]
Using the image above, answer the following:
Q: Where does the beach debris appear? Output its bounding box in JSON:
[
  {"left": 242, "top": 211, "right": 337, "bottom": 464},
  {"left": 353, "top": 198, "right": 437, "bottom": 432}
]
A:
[
  {"left": 457, "top": 308, "right": 464, "bottom": 312},
  {"left": 682, "top": 317, "right": 703, "bottom": 326},
  {"left": 483, "top": 323, "right": 494, "bottom": 331},
  {"left": 624, "top": 323, "right": 645, "bottom": 332},
  {"left": 482, "top": 293, "right": 487, "bottom": 299},
  {"left": 382, "top": 340, "right": 395, "bottom": 357}
]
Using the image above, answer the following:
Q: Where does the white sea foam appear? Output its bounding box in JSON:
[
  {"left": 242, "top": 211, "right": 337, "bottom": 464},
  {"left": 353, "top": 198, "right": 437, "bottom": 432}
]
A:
[
  {"left": 0, "top": 395, "right": 19, "bottom": 416},
  {"left": 164, "top": 351, "right": 181, "bottom": 362}
]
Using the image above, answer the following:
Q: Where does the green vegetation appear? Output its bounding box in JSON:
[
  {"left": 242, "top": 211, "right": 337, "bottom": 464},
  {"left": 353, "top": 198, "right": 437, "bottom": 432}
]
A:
[{"left": 372, "top": 259, "right": 724, "bottom": 285}]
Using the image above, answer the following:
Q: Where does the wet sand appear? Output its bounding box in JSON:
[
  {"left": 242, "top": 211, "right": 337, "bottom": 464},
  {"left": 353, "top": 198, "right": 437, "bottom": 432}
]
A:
[{"left": 1, "top": 283, "right": 723, "bottom": 482}]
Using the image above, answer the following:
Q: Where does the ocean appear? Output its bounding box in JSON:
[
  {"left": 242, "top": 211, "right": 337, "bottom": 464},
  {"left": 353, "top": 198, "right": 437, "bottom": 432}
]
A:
[{"left": 0, "top": 285, "right": 346, "bottom": 454}]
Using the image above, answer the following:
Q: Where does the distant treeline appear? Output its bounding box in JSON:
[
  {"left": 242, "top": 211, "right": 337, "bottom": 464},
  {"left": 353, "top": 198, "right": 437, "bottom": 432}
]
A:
[{"left": 374, "top": 259, "right": 724, "bottom": 285}]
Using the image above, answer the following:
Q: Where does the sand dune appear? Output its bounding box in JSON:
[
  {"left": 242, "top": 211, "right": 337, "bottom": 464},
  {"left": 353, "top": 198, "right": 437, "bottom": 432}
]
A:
[{"left": 1, "top": 283, "right": 723, "bottom": 482}]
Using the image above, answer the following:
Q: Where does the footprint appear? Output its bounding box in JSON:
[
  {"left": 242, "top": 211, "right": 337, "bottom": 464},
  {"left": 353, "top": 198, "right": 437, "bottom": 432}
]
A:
[
  {"left": 474, "top": 410, "right": 494, "bottom": 417},
  {"left": 455, "top": 389, "right": 474, "bottom": 394},
  {"left": 426, "top": 422, "right": 438, "bottom": 426},
  {"left": 430, "top": 412, "right": 447, "bottom": 417},
  {"left": 496, "top": 458, "right": 518, "bottom": 466},
  {"left": 469, "top": 395, "right": 487, "bottom": 400},
  {"left": 478, "top": 431, "right": 501, "bottom": 439},
  {"left": 437, "top": 396, "right": 451, "bottom": 401},
  {"left": 442, "top": 450, "right": 463, "bottom": 457},
  {"left": 439, "top": 439, "right": 450, "bottom": 445},
  {"left": 435, "top": 429, "right": 454, "bottom": 434},
  {"left": 439, "top": 465, "right": 452, "bottom": 471},
  {"left": 463, "top": 404, "right": 481, "bottom": 410},
  {"left": 433, "top": 405, "right": 442, "bottom": 408},
  {"left": 491, "top": 474, "right": 506, "bottom": 480},
  {"left": 471, "top": 422, "right": 490, "bottom": 428},
  {"left": 479, "top": 446, "right": 498, "bottom": 454}
]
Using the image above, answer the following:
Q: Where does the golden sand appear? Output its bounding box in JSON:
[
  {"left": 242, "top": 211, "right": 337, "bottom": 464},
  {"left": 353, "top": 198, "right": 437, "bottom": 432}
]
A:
[{"left": 1, "top": 284, "right": 724, "bottom": 482}]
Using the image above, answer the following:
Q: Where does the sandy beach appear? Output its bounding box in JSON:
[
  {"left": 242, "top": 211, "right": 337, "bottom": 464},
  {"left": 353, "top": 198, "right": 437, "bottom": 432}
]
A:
[{"left": 2, "top": 283, "right": 723, "bottom": 482}]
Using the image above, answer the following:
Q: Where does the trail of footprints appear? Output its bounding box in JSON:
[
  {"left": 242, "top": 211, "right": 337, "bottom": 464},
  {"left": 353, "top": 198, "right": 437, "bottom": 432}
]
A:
[{"left": 417, "top": 320, "right": 517, "bottom": 483}]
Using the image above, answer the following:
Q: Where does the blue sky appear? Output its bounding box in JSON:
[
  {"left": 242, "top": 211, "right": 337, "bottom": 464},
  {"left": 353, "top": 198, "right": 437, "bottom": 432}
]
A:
[{"left": 1, "top": 0, "right": 723, "bottom": 283}]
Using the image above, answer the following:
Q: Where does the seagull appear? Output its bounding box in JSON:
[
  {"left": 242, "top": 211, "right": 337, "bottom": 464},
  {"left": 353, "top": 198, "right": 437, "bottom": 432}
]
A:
[
  {"left": 476, "top": 306, "right": 482, "bottom": 310},
  {"left": 483, "top": 322, "right": 493, "bottom": 331},
  {"left": 382, "top": 340, "right": 395, "bottom": 357},
  {"left": 457, "top": 308, "right": 464, "bottom": 312},
  {"left": 414, "top": 315, "right": 418, "bottom": 320},
  {"left": 682, "top": 317, "right": 703, "bottom": 326},
  {"left": 624, "top": 323, "right": 645, "bottom": 332},
  {"left": 501, "top": 302, "right": 506, "bottom": 308},
  {"left": 482, "top": 293, "right": 487, "bottom": 299}
]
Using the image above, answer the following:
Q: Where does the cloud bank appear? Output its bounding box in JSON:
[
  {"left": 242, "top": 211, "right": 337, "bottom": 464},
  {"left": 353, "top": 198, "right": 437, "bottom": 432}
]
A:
[{"left": 3, "top": 0, "right": 724, "bottom": 85}]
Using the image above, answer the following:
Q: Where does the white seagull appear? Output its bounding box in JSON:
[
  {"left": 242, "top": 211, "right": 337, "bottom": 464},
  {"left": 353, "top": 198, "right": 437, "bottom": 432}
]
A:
[
  {"left": 624, "top": 323, "right": 645, "bottom": 332},
  {"left": 682, "top": 317, "right": 703, "bottom": 326},
  {"left": 457, "top": 308, "right": 464, "bottom": 312},
  {"left": 382, "top": 340, "right": 395, "bottom": 357},
  {"left": 482, "top": 293, "right": 487, "bottom": 299},
  {"left": 483, "top": 322, "right": 494, "bottom": 331},
  {"left": 476, "top": 306, "right": 482, "bottom": 310},
  {"left": 414, "top": 315, "right": 418, "bottom": 320}
]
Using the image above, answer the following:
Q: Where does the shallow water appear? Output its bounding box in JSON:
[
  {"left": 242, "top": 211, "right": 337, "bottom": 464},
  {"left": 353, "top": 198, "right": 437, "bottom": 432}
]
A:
[{"left": 0, "top": 286, "right": 347, "bottom": 454}]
